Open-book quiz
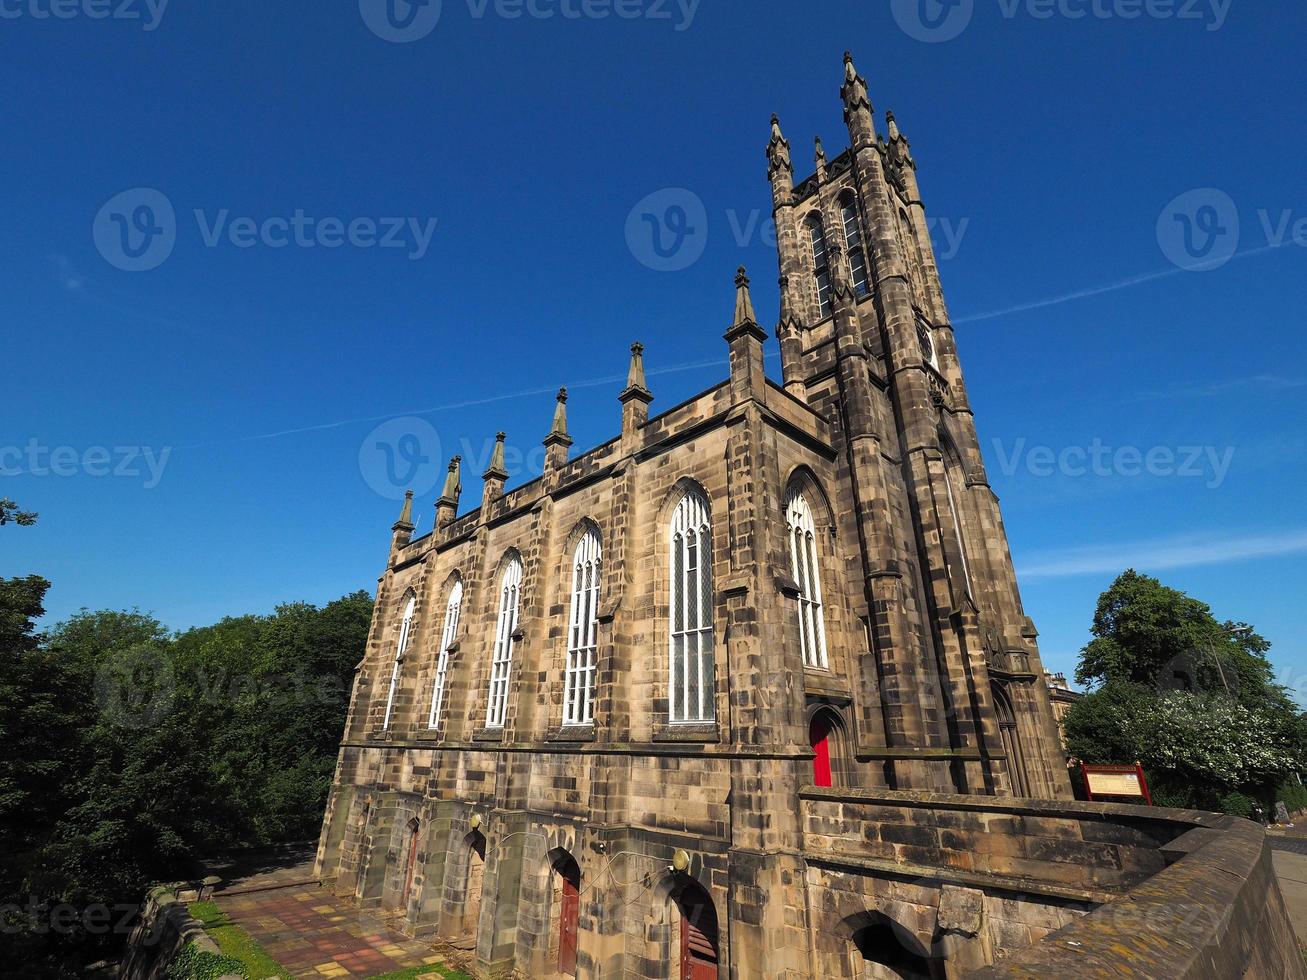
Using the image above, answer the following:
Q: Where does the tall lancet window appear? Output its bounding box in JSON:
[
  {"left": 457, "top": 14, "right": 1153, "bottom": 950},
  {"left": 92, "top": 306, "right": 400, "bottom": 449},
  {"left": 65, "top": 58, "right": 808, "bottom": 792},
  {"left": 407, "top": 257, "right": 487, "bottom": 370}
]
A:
[
  {"left": 563, "top": 529, "right": 602, "bottom": 726},
  {"left": 382, "top": 593, "right": 416, "bottom": 730},
  {"left": 841, "top": 198, "right": 871, "bottom": 298},
  {"left": 669, "top": 490, "right": 715, "bottom": 723},
  {"left": 943, "top": 467, "right": 974, "bottom": 598},
  {"left": 486, "top": 555, "right": 523, "bottom": 729},
  {"left": 427, "top": 578, "right": 463, "bottom": 730},
  {"left": 786, "top": 490, "right": 829, "bottom": 669},
  {"left": 808, "top": 217, "right": 834, "bottom": 319}
]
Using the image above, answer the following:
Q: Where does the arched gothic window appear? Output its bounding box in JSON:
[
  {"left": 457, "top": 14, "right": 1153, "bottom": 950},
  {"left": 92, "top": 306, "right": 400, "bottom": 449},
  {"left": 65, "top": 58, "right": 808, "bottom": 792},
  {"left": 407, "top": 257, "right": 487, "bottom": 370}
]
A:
[
  {"left": 564, "top": 529, "right": 602, "bottom": 726},
  {"left": 427, "top": 578, "right": 463, "bottom": 730},
  {"left": 485, "top": 556, "right": 523, "bottom": 728},
  {"left": 670, "top": 490, "right": 714, "bottom": 723},
  {"left": 942, "top": 465, "right": 974, "bottom": 598},
  {"left": 841, "top": 198, "right": 871, "bottom": 298},
  {"left": 808, "top": 216, "right": 834, "bottom": 319},
  {"left": 382, "top": 593, "right": 415, "bottom": 730},
  {"left": 786, "top": 489, "right": 828, "bottom": 669}
]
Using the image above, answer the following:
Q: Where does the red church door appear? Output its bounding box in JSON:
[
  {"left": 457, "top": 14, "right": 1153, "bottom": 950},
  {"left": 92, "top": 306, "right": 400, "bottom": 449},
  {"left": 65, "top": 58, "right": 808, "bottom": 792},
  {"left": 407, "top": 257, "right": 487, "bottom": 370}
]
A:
[
  {"left": 558, "top": 864, "right": 580, "bottom": 976},
  {"left": 679, "top": 891, "right": 719, "bottom": 980},
  {"left": 810, "top": 716, "right": 833, "bottom": 787},
  {"left": 401, "top": 821, "right": 420, "bottom": 908}
]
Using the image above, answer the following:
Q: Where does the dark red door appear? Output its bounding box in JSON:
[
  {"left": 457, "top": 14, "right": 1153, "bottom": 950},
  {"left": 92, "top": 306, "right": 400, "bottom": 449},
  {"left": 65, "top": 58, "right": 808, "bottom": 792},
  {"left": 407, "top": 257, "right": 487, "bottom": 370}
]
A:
[
  {"left": 810, "top": 716, "right": 833, "bottom": 787},
  {"left": 559, "top": 867, "right": 580, "bottom": 976},
  {"left": 401, "top": 824, "right": 420, "bottom": 907},
  {"left": 679, "top": 894, "right": 719, "bottom": 980}
]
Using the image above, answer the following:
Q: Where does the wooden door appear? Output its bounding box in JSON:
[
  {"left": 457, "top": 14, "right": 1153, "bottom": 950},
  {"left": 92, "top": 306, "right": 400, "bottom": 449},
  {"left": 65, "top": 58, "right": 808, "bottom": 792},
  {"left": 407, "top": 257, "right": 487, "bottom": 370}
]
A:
[
  {"left": 558, "top": 867, "right": 580, "bottom": 976},
  {"left": 679, "top": 894, "right": 718, "bottom": 980},
  {"left": 401, "top": 823, "right": 420, "bottom": 908},
  {"left": 810, "top": 716, "right": 833, "bottom": 787}
]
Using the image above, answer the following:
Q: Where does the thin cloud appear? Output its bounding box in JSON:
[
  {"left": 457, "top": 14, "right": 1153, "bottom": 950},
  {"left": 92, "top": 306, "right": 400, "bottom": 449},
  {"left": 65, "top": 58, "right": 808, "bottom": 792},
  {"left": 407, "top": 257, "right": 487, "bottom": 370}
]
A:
[
  {"left": 956, "top": 242, "right": 1291, "bottom": 326},
  {"left": 174, "top": 352, "right": 780, "bottom": 452},
  {"left": 1129, "top": 374, "right": 1307, "bottom": 402},
  {"left": 1020, "top": 529, "right": 1307, "bottom": 580}
]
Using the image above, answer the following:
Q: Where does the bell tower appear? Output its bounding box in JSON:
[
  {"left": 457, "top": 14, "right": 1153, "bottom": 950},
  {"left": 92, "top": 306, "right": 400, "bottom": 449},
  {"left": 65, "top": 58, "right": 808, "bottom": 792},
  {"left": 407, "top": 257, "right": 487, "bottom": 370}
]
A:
[{"left": 770, "top": 53, "right": 1070, "bottom": 798}]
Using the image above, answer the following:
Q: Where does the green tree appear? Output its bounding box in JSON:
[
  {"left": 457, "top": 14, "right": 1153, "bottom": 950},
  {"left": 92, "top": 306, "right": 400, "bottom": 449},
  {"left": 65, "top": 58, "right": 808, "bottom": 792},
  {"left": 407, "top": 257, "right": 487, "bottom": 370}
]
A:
[
  {"left": 0, "top": 497, "right": 38, "bottom": 526},
  {"left": 1065, "top": 570, "right": 1305, "bottom": 815}
]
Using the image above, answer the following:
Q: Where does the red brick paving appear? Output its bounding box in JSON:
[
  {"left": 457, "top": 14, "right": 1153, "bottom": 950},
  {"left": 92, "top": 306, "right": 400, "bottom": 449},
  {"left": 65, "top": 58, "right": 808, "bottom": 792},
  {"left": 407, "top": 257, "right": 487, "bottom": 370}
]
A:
[{"left": 214, "top": 884, "right": 458, "bottom": 978}]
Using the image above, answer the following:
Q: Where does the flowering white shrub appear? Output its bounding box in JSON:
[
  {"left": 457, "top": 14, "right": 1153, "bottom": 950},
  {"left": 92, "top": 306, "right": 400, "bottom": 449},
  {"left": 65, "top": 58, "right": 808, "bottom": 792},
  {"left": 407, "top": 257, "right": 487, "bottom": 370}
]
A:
[{"left": 1135, "top": 693, "right": 1299, "bottom": 787}]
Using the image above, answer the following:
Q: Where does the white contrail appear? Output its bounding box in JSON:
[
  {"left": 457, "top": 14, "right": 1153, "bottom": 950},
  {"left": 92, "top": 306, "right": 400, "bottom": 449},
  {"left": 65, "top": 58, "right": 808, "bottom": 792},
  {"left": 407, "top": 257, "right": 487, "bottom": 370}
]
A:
[
  {"left": 955, "top": 242, "right": 1290, "bottom": 326},
  {"left": 1020, "top": 529, "right": 1307, "bottom": 580},
  {"left": 173, "top": 353, "right": 772, "bottom": 451}
]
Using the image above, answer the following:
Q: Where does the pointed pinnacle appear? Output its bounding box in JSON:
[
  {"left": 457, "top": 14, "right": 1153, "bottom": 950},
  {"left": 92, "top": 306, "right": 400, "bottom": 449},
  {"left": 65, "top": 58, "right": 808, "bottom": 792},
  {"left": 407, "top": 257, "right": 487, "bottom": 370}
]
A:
[
  {"left": 734, "top": 267, "right": 758, "bottom": 328},
  {"left": 393, "top": 489, "right": 415, "bottom": 530},
  {"left": 620, "top": 342, "right": 653, "bottom": 404},
  {"left": 483, "top": 433, "right": 508, "bottom": 481},
  {"left": 546, "top": 387, "right": 572, "bottom": 446},
  {"left": 439, "top": 456, "right": 462, "bottom": 504}
]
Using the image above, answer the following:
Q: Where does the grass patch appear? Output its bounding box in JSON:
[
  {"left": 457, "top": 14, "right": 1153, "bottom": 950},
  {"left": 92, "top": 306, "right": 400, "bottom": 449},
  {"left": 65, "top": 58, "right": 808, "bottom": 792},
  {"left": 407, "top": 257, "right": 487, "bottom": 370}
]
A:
[
  {"left": 187, "top": 901, "right": 291, "bottom": 980},
  {"left": 366, "top": 966, "right": 472, "bottom": 980}
]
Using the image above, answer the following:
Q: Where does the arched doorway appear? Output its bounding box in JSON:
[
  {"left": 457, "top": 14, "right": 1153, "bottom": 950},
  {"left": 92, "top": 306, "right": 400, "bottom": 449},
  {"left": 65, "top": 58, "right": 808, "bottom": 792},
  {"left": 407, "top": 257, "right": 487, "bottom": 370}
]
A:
[
  {"left": 462, "top": 830, "right": 487, "bottom": 941},
  {"left": 993, "top": 684, "right": 1031, "bottom": 798},
  {"left": 809, "top": 709, "right": 843, "bottom": 787},
  {"left": 850, "top": 918, "right": 933, "bottom": 979},
  {"left": 399, "top": 818, "right": 420, "bottom": 909},
  {"left": 674, "top": 881, "right": 719, "bottom": 980},
  {"left": 552, "top": 853, "right": 581, "bottom": 976}
]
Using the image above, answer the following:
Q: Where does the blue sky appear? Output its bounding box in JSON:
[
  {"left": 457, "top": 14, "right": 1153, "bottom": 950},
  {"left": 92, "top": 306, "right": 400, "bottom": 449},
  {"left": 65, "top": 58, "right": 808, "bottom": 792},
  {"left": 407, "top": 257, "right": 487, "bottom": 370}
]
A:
[{"left": 2, "top": 2, "right": 1304, "bottom": 699}]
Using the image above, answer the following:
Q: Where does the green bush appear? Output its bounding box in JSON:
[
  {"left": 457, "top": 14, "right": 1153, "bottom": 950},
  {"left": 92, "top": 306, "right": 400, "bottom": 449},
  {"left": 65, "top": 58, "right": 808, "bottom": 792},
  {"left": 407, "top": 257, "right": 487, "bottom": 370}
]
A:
[
  {"left": 165, "top": 942, "right": 246, "bottom": 980},
  {"left": 1278, "top": 779, "right": 1307, "bottom": 815},
  {"left": 1217, "top": 791, "right": 1257, "bottom": 819}
]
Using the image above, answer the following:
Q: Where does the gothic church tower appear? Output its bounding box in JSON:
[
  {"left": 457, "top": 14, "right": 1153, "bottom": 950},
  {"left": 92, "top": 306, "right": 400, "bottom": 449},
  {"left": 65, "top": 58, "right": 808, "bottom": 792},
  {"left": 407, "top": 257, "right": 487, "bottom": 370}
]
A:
[{"left": 769, "top": 53, "right": 1069, "bottom": 797}]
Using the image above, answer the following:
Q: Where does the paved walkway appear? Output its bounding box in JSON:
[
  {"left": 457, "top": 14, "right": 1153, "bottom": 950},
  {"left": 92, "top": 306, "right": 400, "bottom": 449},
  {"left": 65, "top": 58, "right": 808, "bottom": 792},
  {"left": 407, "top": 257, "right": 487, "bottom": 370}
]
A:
[
  {"left": 203, "top": 851, "right": 466, "bottom": 979},
  {"left": 215, "top": 884, "right": 459, "bottom": 978}
]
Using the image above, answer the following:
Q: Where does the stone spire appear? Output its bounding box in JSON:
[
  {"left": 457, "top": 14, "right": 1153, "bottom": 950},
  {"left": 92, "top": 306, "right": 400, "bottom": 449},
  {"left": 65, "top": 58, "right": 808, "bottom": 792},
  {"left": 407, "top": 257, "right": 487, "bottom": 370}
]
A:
[
  {"left": 767, "top": 113, "right": 794, "bottom": 210},
  {"left": 390, "top": 489, "right": 415, "bottom": 555},
  {"left": 435, "top": 456, "right": 462, "bottom": 530},
  {"left": 886, "top": 109, "right": 914, "bottom": 167},
  {"left": 620, "top": 343, "right": 654, "bottom": 442},
  {"left": 776, "top": 274, "right": 807, "bottom": 401},
  {"left": 766, "top": 113, "right": 793, "bottom": 182},
  {"left": 725, "top": 267, "right": 767, "bottom": 403},
  {"left": 841, "top": 50, "right": 876, "bottom": 149},
  {"left": 393, "top": 489, "right": 415, "bottom": 532},
  {"left": 814, "top": 135, "right": 828, "bottom": 182},
  {"left": 544, "top": 387, "right": 573, "bottom": 471},
  {"left": 482, "top": 432, "right": 508, "bottom": 508}
]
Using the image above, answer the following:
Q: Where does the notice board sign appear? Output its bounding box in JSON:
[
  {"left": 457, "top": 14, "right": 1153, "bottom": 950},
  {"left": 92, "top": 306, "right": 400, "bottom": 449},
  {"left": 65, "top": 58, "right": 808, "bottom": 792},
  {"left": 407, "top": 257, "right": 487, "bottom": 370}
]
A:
[{"left": 1080, "top": 763, "right": 1152, "bottom": 806}]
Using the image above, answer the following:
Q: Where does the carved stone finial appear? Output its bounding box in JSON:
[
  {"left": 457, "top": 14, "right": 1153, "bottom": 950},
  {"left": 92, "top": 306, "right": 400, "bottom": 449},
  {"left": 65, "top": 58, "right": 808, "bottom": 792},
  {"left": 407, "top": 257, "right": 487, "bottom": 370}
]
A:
[
  {"left": 620, "top": 342, "right": 653, "bottom": 405},
  {"left": 393, "top": 489, "right": 415, "bottom": 531},
  {"left": 483, "top": 432, "right": 508, "bottom": 481},
  {"left": 545, "top": 386, "right": 572, "bottom": 447}
]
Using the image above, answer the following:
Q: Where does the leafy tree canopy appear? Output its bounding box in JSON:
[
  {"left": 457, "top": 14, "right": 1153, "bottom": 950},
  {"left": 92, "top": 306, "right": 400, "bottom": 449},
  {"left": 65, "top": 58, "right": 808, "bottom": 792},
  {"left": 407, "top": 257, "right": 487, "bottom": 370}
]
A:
[{"left": 0, "top": 497, "right": 38, "bottom": 527}]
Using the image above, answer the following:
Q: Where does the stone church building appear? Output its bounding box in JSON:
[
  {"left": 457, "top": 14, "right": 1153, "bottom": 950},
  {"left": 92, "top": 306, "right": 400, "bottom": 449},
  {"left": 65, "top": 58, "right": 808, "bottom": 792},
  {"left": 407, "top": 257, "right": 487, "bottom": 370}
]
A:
[{"left": 315, "top": 54, "right": 1298, "bottom": 980}]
